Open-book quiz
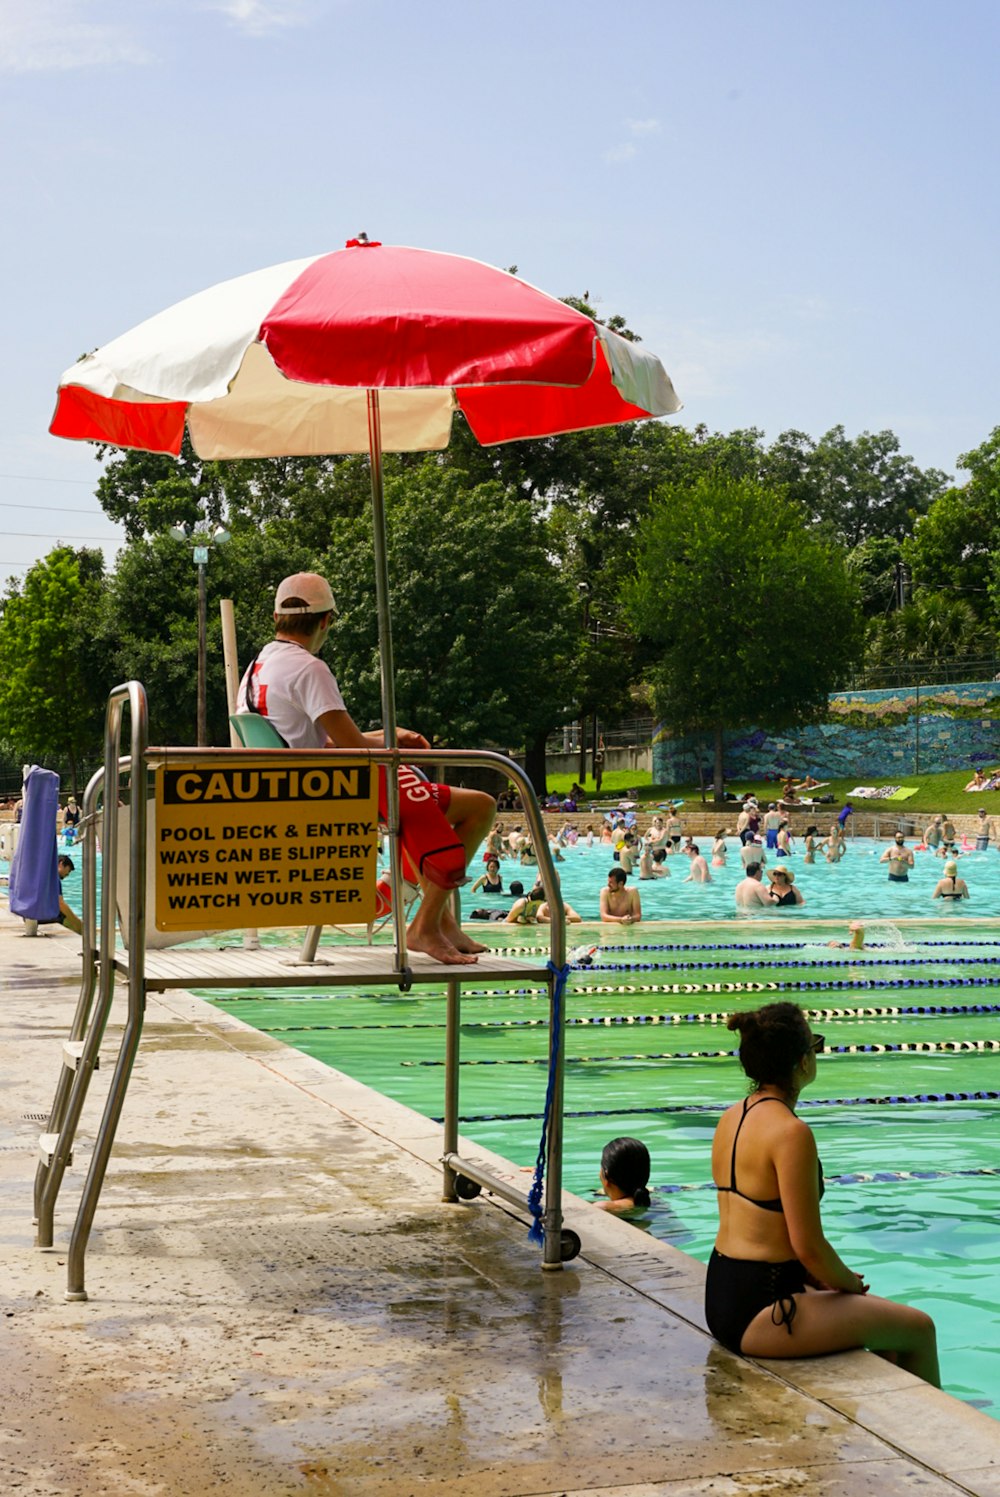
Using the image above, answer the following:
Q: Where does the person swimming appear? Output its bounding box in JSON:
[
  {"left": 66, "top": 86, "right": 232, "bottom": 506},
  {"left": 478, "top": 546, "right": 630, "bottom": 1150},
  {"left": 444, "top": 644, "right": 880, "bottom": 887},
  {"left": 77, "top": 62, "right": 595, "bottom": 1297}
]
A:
[
  {"left": 597, "top": 1136, "right": 652, "bottom": 1214},
  {"left": 828, "top": 920, "right": 868, "bottom": 950}
]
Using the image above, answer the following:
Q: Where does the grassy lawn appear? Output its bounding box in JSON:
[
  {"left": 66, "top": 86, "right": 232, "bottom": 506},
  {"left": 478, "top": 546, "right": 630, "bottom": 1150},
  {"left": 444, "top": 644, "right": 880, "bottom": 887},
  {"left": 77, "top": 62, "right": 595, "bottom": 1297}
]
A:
[{"left": 543, "top": 766, "right": 1000, "bottom": 816}]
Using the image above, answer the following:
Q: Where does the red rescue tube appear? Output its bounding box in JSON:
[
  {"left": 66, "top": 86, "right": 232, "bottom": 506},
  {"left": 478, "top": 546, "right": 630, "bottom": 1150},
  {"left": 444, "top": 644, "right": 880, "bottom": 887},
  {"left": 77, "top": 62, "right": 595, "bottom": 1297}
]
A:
[{"left": 378, "top": 765, "right": 467, "bottom": 890}]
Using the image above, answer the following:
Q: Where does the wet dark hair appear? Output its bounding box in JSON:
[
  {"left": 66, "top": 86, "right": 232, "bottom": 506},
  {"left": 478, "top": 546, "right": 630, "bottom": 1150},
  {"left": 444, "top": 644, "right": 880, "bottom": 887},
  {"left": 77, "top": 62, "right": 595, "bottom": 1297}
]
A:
[
  {"left": 608, "top": 867, "right": 627, "bottom": 885},
  {"left": 509, "top": 880, "right": 524, "bottom": 898},
  {"left": 745, "top": 861, "right": 762, "bottom": 877},
  {"left": 727, "top": 1002, "right": 812, "bottom": 1091},
  {"left": 58, "top": 855, "right": 75, "bottom": 874},
  {"left": 600, "top": 1136, "right": 651, "bottom": 1207}
]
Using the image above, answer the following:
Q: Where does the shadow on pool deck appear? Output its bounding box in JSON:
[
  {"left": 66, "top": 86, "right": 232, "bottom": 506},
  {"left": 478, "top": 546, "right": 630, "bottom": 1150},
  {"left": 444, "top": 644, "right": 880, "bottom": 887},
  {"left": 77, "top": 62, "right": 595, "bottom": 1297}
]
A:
[{"left": 3, "top": 905, "right": 1000, "bottom": 1497}]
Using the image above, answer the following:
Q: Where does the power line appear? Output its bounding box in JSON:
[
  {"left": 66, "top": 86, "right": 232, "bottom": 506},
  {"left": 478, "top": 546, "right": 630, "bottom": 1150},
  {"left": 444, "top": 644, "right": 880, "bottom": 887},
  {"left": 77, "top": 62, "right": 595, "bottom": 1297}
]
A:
[
  {"left": 0, "top": 500, "right": 119, "bottom": 516},
  {"left": 3, "top": 530, "right": 120, "bottom": 542},
  {"left": 0, "top": 471, "right": 95, "bottom": 485}
]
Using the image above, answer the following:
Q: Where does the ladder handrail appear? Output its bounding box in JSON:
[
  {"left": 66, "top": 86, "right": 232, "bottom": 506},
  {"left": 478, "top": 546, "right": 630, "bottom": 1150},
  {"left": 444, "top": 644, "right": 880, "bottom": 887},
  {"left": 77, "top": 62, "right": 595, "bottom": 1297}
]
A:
[{"left": 46, "top": 685, "right": 568, "bottom": 1297}]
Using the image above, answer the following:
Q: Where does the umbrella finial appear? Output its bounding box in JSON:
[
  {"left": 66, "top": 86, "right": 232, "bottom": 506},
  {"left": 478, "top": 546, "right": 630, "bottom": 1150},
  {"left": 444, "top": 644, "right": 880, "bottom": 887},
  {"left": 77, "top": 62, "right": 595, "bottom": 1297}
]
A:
[{"left": 346, "top": 232, "right": 380, "bottom": 248}]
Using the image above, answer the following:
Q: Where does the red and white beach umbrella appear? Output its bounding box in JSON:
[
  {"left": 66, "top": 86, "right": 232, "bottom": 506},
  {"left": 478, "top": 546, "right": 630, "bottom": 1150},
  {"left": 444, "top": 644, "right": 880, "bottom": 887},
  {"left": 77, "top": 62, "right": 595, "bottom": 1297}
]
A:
[
  {"left": 50, "top": 237, "right": 681, "bottom": 754},
  {"left": 51, "top": 238, "right": 680, "bottom": 458}
]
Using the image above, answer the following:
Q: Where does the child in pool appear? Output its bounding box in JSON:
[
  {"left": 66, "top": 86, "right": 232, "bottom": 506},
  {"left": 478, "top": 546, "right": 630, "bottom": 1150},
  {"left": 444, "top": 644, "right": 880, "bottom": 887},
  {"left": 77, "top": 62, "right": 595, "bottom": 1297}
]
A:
[{"left": 596, "top": 1136, "right": 652, "bottom": 1214}]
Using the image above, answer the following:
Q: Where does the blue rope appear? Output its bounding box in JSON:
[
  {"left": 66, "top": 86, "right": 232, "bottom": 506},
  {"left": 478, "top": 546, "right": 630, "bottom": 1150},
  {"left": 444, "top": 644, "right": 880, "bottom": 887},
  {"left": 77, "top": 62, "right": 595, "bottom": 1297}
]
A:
[{"left": 527, "top": 960, "right": 570, "bottom": 1246}]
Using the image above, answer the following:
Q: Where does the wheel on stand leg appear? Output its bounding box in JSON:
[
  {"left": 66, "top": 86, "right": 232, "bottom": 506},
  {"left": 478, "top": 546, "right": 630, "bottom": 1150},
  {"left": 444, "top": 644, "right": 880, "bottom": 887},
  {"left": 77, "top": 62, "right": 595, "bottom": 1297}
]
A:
[
  {"left": 559, "top": 1229, "right": 581, "bottom": 1262},
  {"left": 454, "top": 1174, "right": 482, "bottom": 1201}
]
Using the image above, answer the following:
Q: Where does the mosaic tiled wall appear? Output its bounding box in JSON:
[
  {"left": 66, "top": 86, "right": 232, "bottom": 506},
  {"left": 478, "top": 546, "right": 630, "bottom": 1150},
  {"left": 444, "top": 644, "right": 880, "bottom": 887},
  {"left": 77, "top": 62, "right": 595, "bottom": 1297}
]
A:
[{"left": 652, "top": 681, "right": 1000, "bottom": 783}]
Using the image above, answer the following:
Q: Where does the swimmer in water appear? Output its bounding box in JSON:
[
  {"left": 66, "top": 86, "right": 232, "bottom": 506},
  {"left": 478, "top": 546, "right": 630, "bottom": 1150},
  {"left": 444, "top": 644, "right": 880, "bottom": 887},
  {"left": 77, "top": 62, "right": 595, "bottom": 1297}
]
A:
[
  {"left": 828, "top": 920, "right": 868, "bottom": 950},
  {"left": 596, "top": 1136, "right": 652, "bottom": 1214}
]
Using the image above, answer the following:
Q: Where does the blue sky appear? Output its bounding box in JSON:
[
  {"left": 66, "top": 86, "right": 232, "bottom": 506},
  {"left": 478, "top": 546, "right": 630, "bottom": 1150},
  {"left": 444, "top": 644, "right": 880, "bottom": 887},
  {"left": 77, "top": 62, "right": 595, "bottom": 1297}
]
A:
[{"left": 2, "top": 0, "right": 998, "bottom": 581}]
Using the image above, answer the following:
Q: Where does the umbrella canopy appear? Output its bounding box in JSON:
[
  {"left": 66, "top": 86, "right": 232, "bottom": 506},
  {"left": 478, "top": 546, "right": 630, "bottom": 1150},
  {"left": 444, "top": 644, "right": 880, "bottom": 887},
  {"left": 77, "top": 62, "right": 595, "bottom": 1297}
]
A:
[
  {"left": 50, "top": 238, "right": 682, "bottom": 960},
  {"left": 50, "top": 240, "right": 681, "bottom": 457}
]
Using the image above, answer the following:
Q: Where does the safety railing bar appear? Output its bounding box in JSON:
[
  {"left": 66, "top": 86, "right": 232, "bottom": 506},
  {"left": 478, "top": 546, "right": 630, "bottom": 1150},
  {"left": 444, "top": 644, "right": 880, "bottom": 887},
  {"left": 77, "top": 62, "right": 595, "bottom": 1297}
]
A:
[
  {"left": 440, "top": 1152, "right": 538, "bottom": 1215},
  {"left": 66, "top": 682, "right": 149, "bottom": 1299},
  {"left": 52, "top": 710, "right": 569, "bottom": 1292},
  {"left": 33, "top": 764, "right": 106, "bottom": 1226}
]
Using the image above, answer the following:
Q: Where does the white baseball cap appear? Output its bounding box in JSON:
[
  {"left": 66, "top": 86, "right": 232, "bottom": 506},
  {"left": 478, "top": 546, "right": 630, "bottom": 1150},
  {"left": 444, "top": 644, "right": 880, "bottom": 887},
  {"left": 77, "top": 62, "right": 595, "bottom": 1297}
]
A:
[{"left": 274, "top": 573, "right": 336, "bottom": 615}]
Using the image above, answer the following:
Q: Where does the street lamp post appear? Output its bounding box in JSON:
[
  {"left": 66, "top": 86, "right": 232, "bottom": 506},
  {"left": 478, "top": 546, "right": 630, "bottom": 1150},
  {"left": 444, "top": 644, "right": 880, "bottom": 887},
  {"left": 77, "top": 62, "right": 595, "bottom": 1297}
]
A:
[{"left": 172, "top": 525, "right": 230, "bottom": 746}]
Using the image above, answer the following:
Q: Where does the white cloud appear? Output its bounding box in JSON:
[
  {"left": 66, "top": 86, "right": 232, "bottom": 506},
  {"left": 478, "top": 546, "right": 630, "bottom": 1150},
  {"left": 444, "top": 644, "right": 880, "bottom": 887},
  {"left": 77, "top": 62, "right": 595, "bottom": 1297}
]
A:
[
  {"left": 0, "top": 1, "right": 148, "bottom": 72},
  {"left": 209, "top": 0, "right": 313, "bottom": 35},
  {"left": 602, "top": 142, "right": 638, "bottom": 165},
  {"left": 626, "top": 117, "right": 661, "bottom": 136}
]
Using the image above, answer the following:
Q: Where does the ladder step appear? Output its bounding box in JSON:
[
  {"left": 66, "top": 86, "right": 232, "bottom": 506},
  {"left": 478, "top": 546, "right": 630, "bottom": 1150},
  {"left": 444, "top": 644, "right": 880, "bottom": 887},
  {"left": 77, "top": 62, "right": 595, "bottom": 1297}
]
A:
[
  {"left": 38, "top": 1133, "right": 73, "bottom": 1167},
  {"left": 62, "top": 1040, "right": 98, "bottom": 1070}
]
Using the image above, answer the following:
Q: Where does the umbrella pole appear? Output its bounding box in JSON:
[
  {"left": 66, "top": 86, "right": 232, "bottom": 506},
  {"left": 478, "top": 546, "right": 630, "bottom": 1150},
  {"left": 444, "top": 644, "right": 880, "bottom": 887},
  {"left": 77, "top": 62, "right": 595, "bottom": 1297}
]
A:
[{"left": 367, "top": 391, "right": 407, "bottom": 971}]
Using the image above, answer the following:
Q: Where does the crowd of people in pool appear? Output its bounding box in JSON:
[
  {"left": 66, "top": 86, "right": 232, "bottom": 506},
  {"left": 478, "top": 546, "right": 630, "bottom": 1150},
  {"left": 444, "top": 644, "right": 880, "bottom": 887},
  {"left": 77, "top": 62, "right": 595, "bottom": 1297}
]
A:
[{"left": 468, "top": 800, "right": 997, "bottom": 924}]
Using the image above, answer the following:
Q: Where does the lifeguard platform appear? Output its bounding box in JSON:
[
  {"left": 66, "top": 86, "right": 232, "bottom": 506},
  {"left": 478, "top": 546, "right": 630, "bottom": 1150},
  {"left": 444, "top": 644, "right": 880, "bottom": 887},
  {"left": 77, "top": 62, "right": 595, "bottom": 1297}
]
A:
[{"left": 34, "top": 682, "right": 577, "bottom": 1300}]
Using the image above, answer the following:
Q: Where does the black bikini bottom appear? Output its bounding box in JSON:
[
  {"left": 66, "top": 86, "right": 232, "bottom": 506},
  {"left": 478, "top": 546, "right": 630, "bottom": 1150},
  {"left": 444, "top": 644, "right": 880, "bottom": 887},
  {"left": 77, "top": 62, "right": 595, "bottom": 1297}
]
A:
[{"left": 705, "top": 1249, "right": 807, "bottom": 1353}]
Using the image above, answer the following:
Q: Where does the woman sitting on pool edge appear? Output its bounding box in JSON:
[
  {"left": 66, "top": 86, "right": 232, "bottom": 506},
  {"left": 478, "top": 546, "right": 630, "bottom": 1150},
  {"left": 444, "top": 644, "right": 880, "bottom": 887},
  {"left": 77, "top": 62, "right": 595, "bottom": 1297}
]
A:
[
  {"left": 705, "top": 1001, "right": 939, "bottom": 1384},
  {"left": 596, "top": 1136, "right": 652, "bottom": 1215}
]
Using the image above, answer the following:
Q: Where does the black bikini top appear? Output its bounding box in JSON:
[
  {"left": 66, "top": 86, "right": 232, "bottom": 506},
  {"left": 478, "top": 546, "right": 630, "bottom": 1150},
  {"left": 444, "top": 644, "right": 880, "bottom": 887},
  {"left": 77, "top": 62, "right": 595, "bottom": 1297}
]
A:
[{"left": 717, "top": 1095, "right": 824, "bottom": 1212}]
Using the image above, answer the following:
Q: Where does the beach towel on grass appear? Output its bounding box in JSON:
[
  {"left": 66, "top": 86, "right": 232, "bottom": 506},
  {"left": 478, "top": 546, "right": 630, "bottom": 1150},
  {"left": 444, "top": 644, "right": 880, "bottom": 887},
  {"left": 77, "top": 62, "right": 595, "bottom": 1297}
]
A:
[{"left": 886, "top": 786, "right": 919, "bottom": 802}]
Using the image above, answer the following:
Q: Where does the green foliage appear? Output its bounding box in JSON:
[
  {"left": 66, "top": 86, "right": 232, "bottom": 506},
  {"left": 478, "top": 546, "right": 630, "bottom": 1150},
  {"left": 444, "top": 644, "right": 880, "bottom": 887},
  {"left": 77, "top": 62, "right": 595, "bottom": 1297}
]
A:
[
  {"left": 0, "top": 548, "right": 108, "bottom": 793},
  {"left": 845, "top": 535, "right": 904, "bottom": 617},
  {"left": 318, "top": 461, "right": 579, "bottom": 746},
  {"left": 865, "top": 591, "right": 993, "bottom": 669},
  {"left": 98, "top": 528, "right": 316, "bottom": 746},
  {"left": 624, "top": 474, "right": 865, "bottom": 757},
  {"left": 764, "top": 425, "right": 949, "bottom": 548}
]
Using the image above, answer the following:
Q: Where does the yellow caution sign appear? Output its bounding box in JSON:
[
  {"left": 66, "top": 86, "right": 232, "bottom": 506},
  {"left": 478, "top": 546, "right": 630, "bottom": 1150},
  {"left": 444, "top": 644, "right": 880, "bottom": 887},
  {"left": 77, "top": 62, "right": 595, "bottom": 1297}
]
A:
[{"left": 154, "top": 757, "right": 378, "bottom": 931}]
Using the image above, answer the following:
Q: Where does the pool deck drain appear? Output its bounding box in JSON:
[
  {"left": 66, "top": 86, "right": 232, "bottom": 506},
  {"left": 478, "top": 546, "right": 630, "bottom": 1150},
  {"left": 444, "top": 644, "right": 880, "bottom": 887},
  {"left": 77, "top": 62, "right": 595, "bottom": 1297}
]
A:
[{"left": 2, "top": 908, "right": 1000, "bottom": 1496}]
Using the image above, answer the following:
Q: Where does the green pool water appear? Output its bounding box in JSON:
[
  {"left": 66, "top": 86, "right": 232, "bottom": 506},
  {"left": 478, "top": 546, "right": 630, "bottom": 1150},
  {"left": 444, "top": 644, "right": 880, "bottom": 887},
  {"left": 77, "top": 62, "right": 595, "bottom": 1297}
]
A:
[{"left": 206, "top": 916, "right": 1000, "bottom": 1415}]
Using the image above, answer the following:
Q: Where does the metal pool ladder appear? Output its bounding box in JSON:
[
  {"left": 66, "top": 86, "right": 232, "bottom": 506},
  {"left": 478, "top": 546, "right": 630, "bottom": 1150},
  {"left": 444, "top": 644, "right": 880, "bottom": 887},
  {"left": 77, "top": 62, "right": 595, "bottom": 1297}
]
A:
[{"left": 34, "top": 680, "right": 579, "bottom": 1300}]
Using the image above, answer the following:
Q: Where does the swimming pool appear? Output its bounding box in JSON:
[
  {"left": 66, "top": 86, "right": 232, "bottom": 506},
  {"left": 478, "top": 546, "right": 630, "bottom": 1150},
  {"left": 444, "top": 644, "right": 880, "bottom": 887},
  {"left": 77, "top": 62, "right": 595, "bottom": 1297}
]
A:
[
  {"left": 10, "top": 837, "right": 999, "bottom": 1410},
  {"left": 205, "top": 893, "right": 1000, "bottom": 1416},
  {"left": 491, "top": 833, "right": 997, "bottom": 922}
]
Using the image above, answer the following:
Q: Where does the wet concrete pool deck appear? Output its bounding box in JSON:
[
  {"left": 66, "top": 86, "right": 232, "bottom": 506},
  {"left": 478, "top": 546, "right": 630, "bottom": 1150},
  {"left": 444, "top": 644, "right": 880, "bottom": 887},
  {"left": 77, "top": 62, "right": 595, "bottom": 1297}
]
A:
[{"left": 3, "top": 908, "right": 1000, "bottom": 1496}]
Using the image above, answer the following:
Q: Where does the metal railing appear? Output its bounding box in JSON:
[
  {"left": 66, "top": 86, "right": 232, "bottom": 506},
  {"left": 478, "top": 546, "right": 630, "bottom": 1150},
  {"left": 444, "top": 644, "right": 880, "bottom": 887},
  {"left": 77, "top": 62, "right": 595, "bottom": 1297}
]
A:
[{"left": 36, "top": 682, "right": 575, "bottom": 1299}]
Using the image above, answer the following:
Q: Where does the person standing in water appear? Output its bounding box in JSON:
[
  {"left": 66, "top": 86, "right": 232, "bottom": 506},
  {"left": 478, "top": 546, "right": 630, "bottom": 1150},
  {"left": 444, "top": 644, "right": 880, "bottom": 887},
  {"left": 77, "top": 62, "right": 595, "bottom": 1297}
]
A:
[{"left": 881, "top": 833, "right": 914, "bottom": 883}]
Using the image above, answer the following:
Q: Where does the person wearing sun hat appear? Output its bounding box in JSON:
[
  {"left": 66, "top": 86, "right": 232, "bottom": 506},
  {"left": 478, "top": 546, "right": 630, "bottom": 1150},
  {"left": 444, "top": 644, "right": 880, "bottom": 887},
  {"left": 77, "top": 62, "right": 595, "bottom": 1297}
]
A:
[
  {"left": 932, "top": 861, "right": 969, "bottom": 901},
  {"left": 767, "top": 864, "right": 804, "bottom": 907},
  {"left": 236, "top": 572, "right": 495, "bottom": 965}
]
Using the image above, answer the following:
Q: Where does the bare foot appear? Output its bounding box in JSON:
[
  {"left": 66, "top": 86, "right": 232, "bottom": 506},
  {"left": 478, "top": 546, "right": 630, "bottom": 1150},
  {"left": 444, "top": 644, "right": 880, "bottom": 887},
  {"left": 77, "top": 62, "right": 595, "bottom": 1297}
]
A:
[
  {"left": 407, "top": 926, "right": 478, "bottom": 965},
  {"left": 441, "top": 911, "right": 489, "bottom": 954}
]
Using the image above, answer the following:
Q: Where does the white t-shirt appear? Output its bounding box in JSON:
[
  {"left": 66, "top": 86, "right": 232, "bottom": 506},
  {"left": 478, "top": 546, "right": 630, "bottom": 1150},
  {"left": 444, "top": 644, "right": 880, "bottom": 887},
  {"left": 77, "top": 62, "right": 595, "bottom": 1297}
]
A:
[{"left": 236, "top": 640, "right": 346, "bottom": 749}]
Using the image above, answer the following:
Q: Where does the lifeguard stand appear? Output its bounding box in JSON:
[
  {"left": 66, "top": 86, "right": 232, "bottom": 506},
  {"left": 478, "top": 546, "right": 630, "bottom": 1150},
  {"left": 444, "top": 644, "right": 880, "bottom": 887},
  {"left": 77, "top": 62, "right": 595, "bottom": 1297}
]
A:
[{"left": 34, "top": 682, "right": 578, "bottom": 1300}]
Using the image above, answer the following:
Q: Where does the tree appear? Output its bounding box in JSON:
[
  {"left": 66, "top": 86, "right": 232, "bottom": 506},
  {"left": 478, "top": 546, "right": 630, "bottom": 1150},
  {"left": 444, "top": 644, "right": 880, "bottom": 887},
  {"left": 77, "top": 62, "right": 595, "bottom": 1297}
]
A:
[
  {"left": 764, "top": 426, "right": 949, "bottom": 548},
  {"left": 866, "top": 592, "right": 994, "bottom": 673},
  {"left": 904, "top": 486, "right": 994, "bottom": 618},
  {"left": 98, "top": 525, "right": 315, "bottom": 747},
  {"left": 0, "top": 548, "right": 108, "bottom": 797},
  {"left": 845, "top": 535, "right": 905, "bottom": 618},
  {"left": 624, "top": 475, "right": 865, "bottom": 796},
  {"left": 317, "top": 461, "right": 579, "bottom": 781}
]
